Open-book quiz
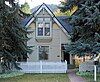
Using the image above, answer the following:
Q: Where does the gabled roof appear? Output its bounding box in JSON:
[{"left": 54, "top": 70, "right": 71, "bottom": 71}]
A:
[
  {"left": 56, "top": 16, "right": 73, "bottom": 33},
  {"left": 21, "top": 3, "right": 73, "bottom": 36},
  {"left": 34, "top": 3, "right": 54, "bottom": 17},
  {"left": 21, "top": 16, "right": 32, "bottom": 26}
]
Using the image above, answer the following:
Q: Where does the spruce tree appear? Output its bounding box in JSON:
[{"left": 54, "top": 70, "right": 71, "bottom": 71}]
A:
[
  {"left": 0, "top": 0, "right": 31, "bottom": 73},
  {"left": 60, "top": 0, "right": 100, "bottom": 56},
  {"left": 59, "top": 0, "right": 78, "bottom": 16}
]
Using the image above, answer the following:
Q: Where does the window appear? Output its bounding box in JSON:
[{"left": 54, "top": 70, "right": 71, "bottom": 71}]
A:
[
  {"left": 38, "top": 18, "right": 43, "bottom": 22},
  {"left": 36, "top": 18, "right": 51, "bottom": 36},
  {"left": 38, "top": 23, "right": 43, "bottom": 36},
  {"left": 38, "top": 46, "right": 49, "bottom": 60},
  {"left": 44, "top": 18, "right": 50, "bottom": 22},
  {"left": 45, "top": 23, "right": 50, "bottom": 36}
]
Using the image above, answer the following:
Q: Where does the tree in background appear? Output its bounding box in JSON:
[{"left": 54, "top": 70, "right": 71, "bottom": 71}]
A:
[
  {"left": 59, "top": 0, "right": 78, "bottom": 16},
  {"left": 60, "top": 0, "right": 100, "bottom": 56},
  {"left": 54, "top": 9, "right": 67, "bottom": 16},
  {"left": 21, "top": 2, "right": 31, "bottom": 14},
  {"left": 0, "top": 0, "right": 31, "bottom": 73}
]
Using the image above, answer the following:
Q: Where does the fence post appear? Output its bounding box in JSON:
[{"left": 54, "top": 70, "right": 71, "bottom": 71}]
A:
[
  {"left": 65, "top": 60, "right": 67, "bottom": 72},
  {"left": 40, "top": 61, "right": 42, "bottom": 73}
]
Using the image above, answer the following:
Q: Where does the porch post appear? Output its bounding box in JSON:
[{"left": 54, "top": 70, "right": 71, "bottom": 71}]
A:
[
  {"left": 40, "top": 61, "right": 42, "bottom": 73},
  {"left": 65, "top": 60, "right": 67, "bottom": 71}
]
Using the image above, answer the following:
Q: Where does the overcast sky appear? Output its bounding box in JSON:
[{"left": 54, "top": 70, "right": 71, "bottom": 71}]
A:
[{"left": 18, "top": 0, "right": 61, "bottom": 9}]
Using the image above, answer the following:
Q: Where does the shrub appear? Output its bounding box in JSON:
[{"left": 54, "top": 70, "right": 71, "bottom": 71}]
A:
[{"left": 76, "top": 71, "right": 92, "bottom": 76}]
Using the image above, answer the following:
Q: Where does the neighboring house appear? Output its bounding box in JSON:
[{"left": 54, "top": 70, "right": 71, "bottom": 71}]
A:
[{"left": 21, "top": 3, "right": 73, "bottom": 64}]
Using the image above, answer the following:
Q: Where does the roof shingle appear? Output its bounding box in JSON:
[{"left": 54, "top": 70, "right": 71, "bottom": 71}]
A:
[{"left": 56, "top": 16, "right": 73, "bottom": 33}]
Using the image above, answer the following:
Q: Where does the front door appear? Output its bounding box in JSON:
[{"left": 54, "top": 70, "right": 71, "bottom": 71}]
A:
[
  {"left": 61, "top": 44, "right": 70, "bottom": 64},
  {"left": 64, "top": 52, "right": 70, "bottom": 64}
]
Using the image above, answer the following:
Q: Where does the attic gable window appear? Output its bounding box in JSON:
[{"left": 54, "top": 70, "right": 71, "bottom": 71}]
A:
[
  {"left": 45, "top": 23, "right": 50, "bottom": 36},
  {"left": 36, "top": 18, "right": 51, "bottom": 37},
  {"left": 38, "top": 23, "right": 43, "bottom": 36}
]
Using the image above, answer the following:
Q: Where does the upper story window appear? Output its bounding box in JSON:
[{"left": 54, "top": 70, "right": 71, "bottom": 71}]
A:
[
  {"left": 38, "top": 22, "right": 43, "bottom": 36},
  {"left": 36, "top": 18, "right": 51, "bottom": 37}
]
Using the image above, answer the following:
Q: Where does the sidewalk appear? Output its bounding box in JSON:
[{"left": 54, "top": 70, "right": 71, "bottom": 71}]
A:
[{"left": 67, "top": 69, "right": 86, "bottom": 82}]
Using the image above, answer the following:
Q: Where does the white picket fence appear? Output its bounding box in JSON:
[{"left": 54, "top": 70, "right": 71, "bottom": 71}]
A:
[{"left": 18, "top": 61, "right": 67, "bottom": 73}]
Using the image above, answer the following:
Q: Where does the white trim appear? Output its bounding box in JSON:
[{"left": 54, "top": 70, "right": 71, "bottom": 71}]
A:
[
  {"left": 36, "top": 21, "right": 38, "bottom": 37},
  {"left": 60, "top": 29, "right": 61, "bottom": 61},
  {"left": 25, "top": 17, "right": 35, "bottom": 27},
  {"left": 44, "top": 5, "right": 54, "bottom": 17},
  {"left": 34, "top": 4, "right": 54, "bottom": 17},
  {"left": 34, "top": 6, "right": 43, "bottom": 17},
  {"left": 50, "top": 21, "right": 52, "bottom": 37}
]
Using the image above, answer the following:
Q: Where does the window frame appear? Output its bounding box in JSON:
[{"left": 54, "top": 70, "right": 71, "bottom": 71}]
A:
[
  {"left": 36, "top": 17, "right": 52, "bottom": 37},
  {"left": 38, "top": 45, "right": 50, "bottom": 60},
  {"left": 37, "top": 23, "right": 43, "bottom": 36}
]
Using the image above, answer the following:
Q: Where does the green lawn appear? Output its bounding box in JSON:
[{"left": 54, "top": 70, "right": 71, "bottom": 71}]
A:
[
  {"left": 83, "top": 73, "right": 100, "bottom": 82},
  {"left": 0, "top": 73, "right": 70, "bottom": 82}
]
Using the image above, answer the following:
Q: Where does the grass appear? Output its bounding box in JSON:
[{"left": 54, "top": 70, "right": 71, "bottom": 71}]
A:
[
  {"left": 0, "top": 72, "right": 24, "bottom": 78},
  {"left": 76, "top": 71, "right": 100, "bottom": 82},
  {"left": 0, "top": 73, "right": 70, "bottom": 82},
  {"left": 82, "top": 73, "right": 100, "bottom": 82}
]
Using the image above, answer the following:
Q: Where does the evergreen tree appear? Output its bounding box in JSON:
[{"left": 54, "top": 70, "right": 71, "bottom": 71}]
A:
[
  {"left": 59, "top": 0, "right": 78, "bottom": 16},
  {"left": 0, "top": 0, "right": 31, "bottom": 73},
  {"left": 21, "top": 2, "right": 31, "bottom": 14},
  {"left": 60, "top": 0, "right": 100, "bottom": 56},
  {"left": 54, "top": 9, "right": 66, "bottom": 16}
]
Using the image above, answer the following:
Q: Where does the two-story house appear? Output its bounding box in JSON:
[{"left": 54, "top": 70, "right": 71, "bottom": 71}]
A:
[{"left": 22, "top": 3, "right": 73, "bottom": 64}]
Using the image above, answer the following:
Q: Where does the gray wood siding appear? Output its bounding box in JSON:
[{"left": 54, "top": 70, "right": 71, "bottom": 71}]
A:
[
  {"left": 27, "top": 7, "right": 70, "bottom": 62},
  {"left": 37, "top": 9, "right": 51, "bottom": 17},
  {"left": 27, "top": 23, "right": 70, "bottom": 62}
]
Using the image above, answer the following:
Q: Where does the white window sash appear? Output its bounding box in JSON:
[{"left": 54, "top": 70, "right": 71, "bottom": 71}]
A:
[{"left": 36, "top": 18, "right": 52, "bottom": 37}]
